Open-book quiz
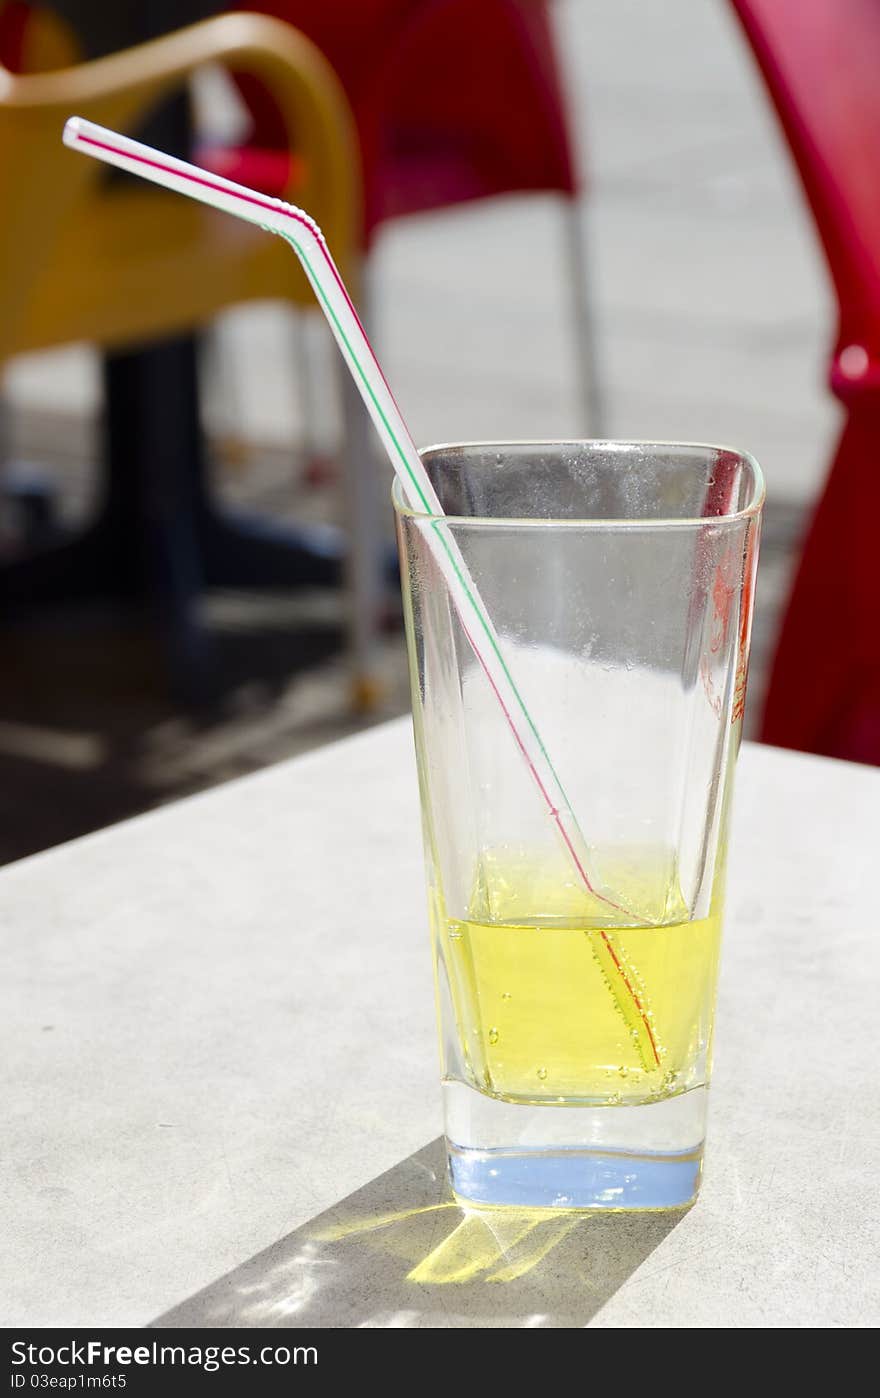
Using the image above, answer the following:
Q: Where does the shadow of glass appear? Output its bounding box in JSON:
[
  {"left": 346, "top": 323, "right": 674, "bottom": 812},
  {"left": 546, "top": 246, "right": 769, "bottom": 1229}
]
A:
[{"left": 153, "top": 1139, "right": 687, "bottom": 1329}]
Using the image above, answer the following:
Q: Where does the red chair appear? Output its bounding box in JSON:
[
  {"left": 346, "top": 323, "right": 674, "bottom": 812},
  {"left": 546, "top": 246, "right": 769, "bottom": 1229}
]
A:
[
  {"left": 209, "top": 0, "right": 603, "bottom": 434},
  {"left": 731, "top": 0, "right": 880, "bottom": 764}
]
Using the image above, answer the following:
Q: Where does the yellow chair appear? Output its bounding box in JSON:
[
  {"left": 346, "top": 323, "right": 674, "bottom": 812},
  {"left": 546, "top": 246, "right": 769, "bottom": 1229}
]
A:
[{"left": 0, "top": 13, "right": 381, "bottom": 701}]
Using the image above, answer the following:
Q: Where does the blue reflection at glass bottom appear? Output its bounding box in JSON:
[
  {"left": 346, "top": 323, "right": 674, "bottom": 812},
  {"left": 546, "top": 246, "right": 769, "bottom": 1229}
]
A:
[{"left": 449, "top": 1145, "right": 703, "bottom": 1210}]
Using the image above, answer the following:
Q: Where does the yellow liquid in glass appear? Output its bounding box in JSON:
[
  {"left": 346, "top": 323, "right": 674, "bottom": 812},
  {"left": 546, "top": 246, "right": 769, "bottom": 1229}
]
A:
[{"left": 435, "top": 850, "right": 723, "bottom": 1106}]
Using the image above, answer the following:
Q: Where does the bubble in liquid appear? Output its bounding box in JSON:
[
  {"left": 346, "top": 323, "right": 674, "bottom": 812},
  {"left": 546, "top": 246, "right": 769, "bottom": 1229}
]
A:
[
  {"left": 488, "top": 1027, "right": 499, "bottom": 1046},
  {"left": 537, "top": 1066, "right": 548, "bottom": 1082},
  {"left": 501, "top": 991, "right": 512, "bottom": 1000}
]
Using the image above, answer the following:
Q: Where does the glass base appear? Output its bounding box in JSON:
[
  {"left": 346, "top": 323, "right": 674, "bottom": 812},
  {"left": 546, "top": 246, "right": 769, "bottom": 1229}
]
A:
[
  {"left": 444, "top": 1080, "right": 707, "bottom": 1210},
  {"left": 449, "top": 1143, "right": 703, "bottom": 1209}
]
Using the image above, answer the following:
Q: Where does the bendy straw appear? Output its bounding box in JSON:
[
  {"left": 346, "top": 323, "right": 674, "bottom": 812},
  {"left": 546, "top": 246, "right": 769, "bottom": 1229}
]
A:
[{"left": 63, "top": 116, "right": 660, "bottom": 1069}]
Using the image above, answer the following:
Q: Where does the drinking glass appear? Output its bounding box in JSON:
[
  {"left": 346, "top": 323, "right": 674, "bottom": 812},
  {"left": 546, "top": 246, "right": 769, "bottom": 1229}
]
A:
[{"left": 395, "top": 441, "right": 764, "bottom": 1209}]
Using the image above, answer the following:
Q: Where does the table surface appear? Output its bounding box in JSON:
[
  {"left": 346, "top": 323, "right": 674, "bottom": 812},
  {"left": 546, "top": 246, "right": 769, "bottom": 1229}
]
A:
[{"left": 3, "top": 719, "right": 878, "bottom": 1329}]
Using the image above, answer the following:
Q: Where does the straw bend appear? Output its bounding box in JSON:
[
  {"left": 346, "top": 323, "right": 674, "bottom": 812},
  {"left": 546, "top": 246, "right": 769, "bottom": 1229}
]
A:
[
  {"left": 62, "top": 117, "right": 441, "bottom": 517},
  {"left": 63, "top": 115, "right": 319, "bottom": 240}
]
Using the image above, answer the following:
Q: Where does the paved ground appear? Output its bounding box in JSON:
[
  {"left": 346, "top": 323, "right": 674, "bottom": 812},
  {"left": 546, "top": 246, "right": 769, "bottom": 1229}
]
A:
[{"left": 0, "top": 0, "right": 836, "bottom": 863}]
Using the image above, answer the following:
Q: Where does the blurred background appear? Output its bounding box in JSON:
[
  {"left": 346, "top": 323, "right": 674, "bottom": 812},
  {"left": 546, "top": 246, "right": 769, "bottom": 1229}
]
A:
[{"left": 2, "top": 0, "right": 874, "bottom": 865}]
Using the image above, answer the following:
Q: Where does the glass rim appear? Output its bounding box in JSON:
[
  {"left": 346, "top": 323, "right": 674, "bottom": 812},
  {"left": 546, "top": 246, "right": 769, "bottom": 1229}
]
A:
[{"left": 391, "top": 438, "right": 766, "bottom": 530}]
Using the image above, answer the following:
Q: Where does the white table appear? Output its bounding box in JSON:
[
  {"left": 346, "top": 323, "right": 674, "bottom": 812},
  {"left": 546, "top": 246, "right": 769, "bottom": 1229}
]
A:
[{"left": 2, "top": 720, "right": 878, "bottom": 1328}]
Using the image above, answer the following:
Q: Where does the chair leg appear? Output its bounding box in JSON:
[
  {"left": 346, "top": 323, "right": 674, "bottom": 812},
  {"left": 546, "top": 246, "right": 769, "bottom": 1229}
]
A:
[
  {"left": 337, "top": 360, "right": 386, "bottom": 711},
  {"left": 563, "top": 194, "right": 606, "bottom": 438},
  {"left": 334, "top": 263, "right": 387, "bottom": 710},
  {"left": 291, "top": 307, "right": 318, "bottom": 465},
  {"left": 103, "top": 336, "right": 214, "bottom": 705},
  {"left": 201, "top": 325, "right": 248, "bottom": 470},
  {"left": 0, "top": 392, "right": 59, "bottom": 550},
  {"left": 292, "top": 310, "right": 343, "bottom": 488}
]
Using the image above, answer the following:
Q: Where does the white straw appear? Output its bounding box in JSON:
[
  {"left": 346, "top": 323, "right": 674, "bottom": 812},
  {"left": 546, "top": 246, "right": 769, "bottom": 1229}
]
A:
[{"left": 63, "top": 117, "right": 659, "bottom": 1062}]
